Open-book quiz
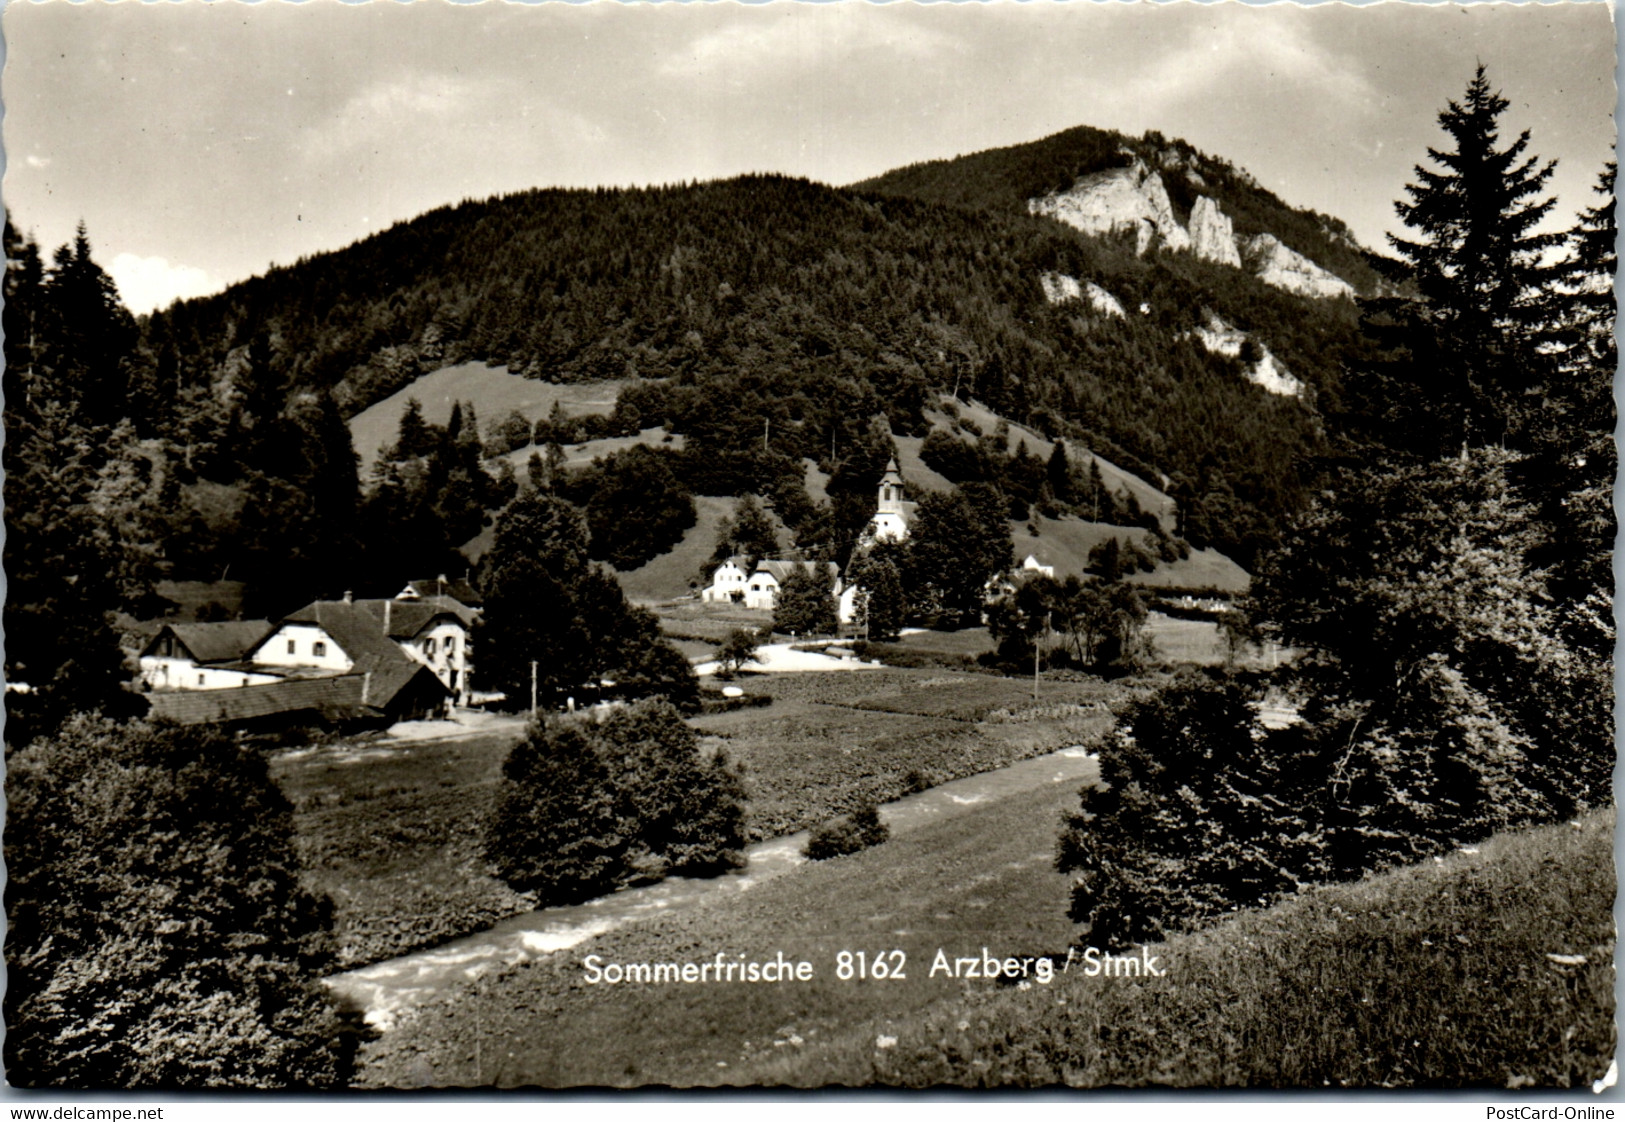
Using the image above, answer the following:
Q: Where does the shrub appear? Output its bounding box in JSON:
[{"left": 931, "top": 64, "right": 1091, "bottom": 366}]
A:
[
  {"left": 5, "top": 717, "right": 357, "bottom": 1088},
  {"left": 485, "top": 700, "right": 747, "bottom": 903},
  {"left": 804, "top": 804, "right": 890, "bottom": 860}
]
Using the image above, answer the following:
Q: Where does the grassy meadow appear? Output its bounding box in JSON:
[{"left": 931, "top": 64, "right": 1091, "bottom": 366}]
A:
[
  {"left": 278, "top": 666, "right": 1121, "bottom": 968},
  {"left": 347, "top": 362, "right": 630, "bottom": 473},
  {"left": 739, "top": 809, "right": 1618, "bottom": 1089},
  {"left": 356, "top": 756, "right": 1099, "bottom": 1088},
  {"left": 694, "top": 669, "right": 1118, "bottom": 839},
  {"left": 356, "top": 797, "right": 1613, "bottom": 1089}
]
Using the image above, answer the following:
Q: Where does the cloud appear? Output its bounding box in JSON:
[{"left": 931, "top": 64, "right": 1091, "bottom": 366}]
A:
[
  {"left": 24, "top": 154, "right": 50, "bottom": 169},
  {"left": 108, "top": 253, "right": 221, "bottom": 316},
  {"left": 1088, "top": 15, "right": 1379, "bottom": 127},
  {"left": 659, "top": 9, "right": 962, "bottom": 82},
  {"left": 300, "top": 73, "right": 483, "bottom": 161}
]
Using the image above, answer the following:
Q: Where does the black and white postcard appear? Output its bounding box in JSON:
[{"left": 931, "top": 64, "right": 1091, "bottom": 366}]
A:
[{"left": 2, "top": 0, "right": 1616, "bottom": 1100}]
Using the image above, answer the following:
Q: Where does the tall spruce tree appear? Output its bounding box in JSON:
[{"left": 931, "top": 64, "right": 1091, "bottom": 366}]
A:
[{"left": 1352, "top": 65, "right": 1564, "bottom": 455}]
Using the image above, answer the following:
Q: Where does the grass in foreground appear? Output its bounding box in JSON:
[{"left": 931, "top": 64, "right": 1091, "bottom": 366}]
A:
[{"left": 733, "top": 808, "right": 1616, "bottom": 1089}]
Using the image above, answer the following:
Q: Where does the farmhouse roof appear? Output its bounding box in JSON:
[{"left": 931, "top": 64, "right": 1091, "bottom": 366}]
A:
[
  {"left": 754, "top": 560, "right": 840, "bottom": 584},
  {"left": 398, "top": 576, "right": 484, "bottom": 608},
  {"left": 146, "top": 674, "right": 375, "bottom": 725},
  {"left": 354, "top": 597, "right": 476, "bottom": 640},
  {"left": 140, "top": 620, "right": 274, "bottom": 664},
  {"left": 277, "top": 600, "right": 431, "bottom": 700}
]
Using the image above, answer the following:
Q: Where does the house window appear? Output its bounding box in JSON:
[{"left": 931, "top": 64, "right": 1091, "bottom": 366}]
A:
[
  {"left": 198, "top": 673, "right": 205, "bottom": 686},
  {"left": 313, "top": 641, "right": 327, "bottom": 658},
  {"left": 426, "top": 638, "right": 437, "bottom": 655},
  {"left": 287, "top": 639, "right": 296, "bottom": 655}
]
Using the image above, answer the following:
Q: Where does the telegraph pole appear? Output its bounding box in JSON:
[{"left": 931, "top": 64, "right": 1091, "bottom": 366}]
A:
[{"left": 530, "top": 660, "right": 538, "bottom": 718}]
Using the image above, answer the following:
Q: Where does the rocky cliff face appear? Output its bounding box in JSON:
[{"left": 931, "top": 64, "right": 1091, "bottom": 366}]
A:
[
  {"left": 1189, "top": 196, "right": 1242, "bottom": 268},
  {"left": 1039, "top": 271, "right": 1082, "bottom": 303},
  {"left": 1031, "top": 165, "right": 1354, "bottom": 299},
  {"left": 1192, "top": 311, "right": 1303, "bottom": 398},
  {"left": 1039, "top": 272, "right": 1127, "bottom": 318},
  {"left": 1084, "top": 281, "right": 1127, "bottom": 318},
  {"left": 1028, "top": 159, "right": 1189, "bottom": 255},
  {"left": 1242, "top": 234, "right": 1355, "bottom": 300}
]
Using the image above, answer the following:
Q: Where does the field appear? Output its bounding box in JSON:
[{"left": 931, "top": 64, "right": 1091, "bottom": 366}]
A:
[
  {"left": 864, "top": 617, "right": 1239, "bottom": 669},
  {"left": 278, "top": 666, "right": 1123, "bottom": 968},
  {"left": 270, "top": 727, "right": 534, "bottom": 969},
  {"left": 694, "top": 668, "right": 1119, "bottom": 838},
  {"left": 348, "top": 362, "right": 630, "bottom": 473},
  {"left": 356, "top": 796, "right": 1615, "bottom": 1089},
  {"left": 355, "top": 756, "right": 1098, "bottom": 1088}
]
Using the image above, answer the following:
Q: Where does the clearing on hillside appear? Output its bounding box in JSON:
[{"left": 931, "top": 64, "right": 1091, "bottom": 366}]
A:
[{"left": 349, "top": 362, "right": 632, "bottom": 473}]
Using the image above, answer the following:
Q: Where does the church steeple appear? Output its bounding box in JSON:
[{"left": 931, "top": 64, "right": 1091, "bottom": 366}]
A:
[
  {"left": 877, "top": 457, "right": 905, "bottom": 514},
  {"left": 866, "top": 457, "right": 911, "bottom": 544}
]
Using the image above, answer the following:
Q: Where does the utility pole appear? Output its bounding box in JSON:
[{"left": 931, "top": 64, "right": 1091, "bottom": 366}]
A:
[
  {"left": 530, "top": 660, "right": 538, "bottom": 718},
  {"left": 1033, "top": 611, "right": 1050, "bottom": 702}
]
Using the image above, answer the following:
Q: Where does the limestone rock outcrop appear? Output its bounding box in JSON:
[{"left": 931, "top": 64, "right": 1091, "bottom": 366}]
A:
[
  {"left": 1189, "top": 196, "right": 1242, "bottom": 268},
  {"left": 1242, "top": 234, "right": 1355, "bottom": 300},
  {"left": 1039, "top": 272, "right": 1127, "bottom": 319},
  {"left": 1084, "top": 282, "right": 1127, "bottom": 319},
  {"left": 1028, "top": 159, "right": 1190, "bottom": 256},
  {"left": 1039, "top": 271, "right": 1083, "bottom": 304},
  {"left": 1192, "top": 311, "right": 1303, "bottom": 398}
]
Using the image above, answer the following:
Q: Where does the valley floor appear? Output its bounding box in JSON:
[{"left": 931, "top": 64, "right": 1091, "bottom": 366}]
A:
[{"left": 354, "top": 790, "right": 1614, "bottom": 1090}]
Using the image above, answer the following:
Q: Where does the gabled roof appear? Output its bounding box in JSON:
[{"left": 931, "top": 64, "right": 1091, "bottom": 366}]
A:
[
  {"left": 146, "top": 666, "right": 447, "bottom": 726},
  {"left": 398, "top": 577, "right": 483, "bottom": 608},
  {"left": 147, "top": 675, "right": 373, "bottom": 725},
  {"left": 354, "top": 597, "right": 476, "bottom": 640},
  {"left": 754, "top": 560, "right": 840, "bottom": 584},
  {"left": 140, "top": 620, "right": 274, "bottom": 664},
  {"left": 273, "top": 601, "right": 431, "bottom": 701}
]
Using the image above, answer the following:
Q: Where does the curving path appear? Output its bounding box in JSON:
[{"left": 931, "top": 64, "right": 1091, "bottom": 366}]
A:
[{"left": 326, "top": 743, "right": 1102, "bottom": 1031}]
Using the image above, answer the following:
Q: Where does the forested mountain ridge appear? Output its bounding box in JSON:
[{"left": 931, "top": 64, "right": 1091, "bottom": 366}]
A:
[{"left": 141, "top": 144, "right": 1371, "bottom": 571}]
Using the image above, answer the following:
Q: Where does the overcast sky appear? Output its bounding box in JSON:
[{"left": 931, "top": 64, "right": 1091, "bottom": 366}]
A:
[{"left": 3, "top": 0, "right": 1616, "bottom": 315}]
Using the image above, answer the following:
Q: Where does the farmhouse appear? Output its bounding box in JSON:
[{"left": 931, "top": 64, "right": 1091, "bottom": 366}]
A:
[
  {"left": 138, "top": 620, "right": 278, "bottom": 691},
  {"left": 354, "top": 595, "right": 477, "bottom": 705},
  {"left": 744, "top": 560, "right": 843, "bottom": 612},
  {"left": 701, "top": 557, "right": 751, "bottom": 604},
  {"left": 141, "top": 590, "right": 474, "bottom": 729}
]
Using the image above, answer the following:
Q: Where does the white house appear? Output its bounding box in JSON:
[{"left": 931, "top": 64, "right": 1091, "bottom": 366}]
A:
[
  {"left": 356, "top": 595, "right": 477, "bottom": 706},
  {"left": 249, "top": 595, "right": 476, "bottom": 709},
  {"left": 701, "top": 557, "right": 751, "bottom": 604},
  {"left": 744, "top": 560, "right": 843, "bottom": 612},
  {"left": 138, "top": 621, "right": 279, "bottom": 691}
]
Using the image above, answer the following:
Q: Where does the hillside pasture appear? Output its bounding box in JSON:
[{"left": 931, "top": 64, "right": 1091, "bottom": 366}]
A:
[
  {"left": 927, "top": 396, "right": 1176, "bottom": 528},
  {"left": 1008, "top": 514, "right": 1249, "bottom": 593},
  {"left": 614, "top": 495, "right": 748, "bottom": 604},
  {"left": 348, "top": 362, "right": 631, "bottom": 473}
]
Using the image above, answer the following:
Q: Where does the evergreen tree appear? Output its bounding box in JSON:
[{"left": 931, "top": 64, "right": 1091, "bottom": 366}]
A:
[
  {"left": 1522, "top": 162, "right": 1617, "bottom": 656},
  {"left": 394, "top": 397, "right": 435, "bottom": 460},
  {"left": 1352, "top": 65, "right": 1564, "bottom": 454}
]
